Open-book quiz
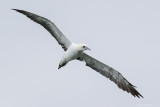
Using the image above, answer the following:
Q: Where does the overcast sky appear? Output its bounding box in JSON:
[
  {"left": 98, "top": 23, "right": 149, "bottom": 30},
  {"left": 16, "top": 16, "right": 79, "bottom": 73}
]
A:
[{"left": 0, "top": 0, "right": 160, "bottom": 107}]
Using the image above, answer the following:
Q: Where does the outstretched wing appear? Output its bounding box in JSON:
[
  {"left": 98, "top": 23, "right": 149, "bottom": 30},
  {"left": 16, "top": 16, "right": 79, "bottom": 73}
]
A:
[
  {"left": 13, "top": 9, "right": 71, "bottom": 51},
  {"left": 80, "top": 53, "right": 143, "bottom": 98}
]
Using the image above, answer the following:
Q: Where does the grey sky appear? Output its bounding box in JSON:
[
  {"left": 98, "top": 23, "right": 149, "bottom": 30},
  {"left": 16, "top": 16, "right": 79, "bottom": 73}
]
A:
[{"left": 0, "top": 0, "right": 160, "bottom": 107}]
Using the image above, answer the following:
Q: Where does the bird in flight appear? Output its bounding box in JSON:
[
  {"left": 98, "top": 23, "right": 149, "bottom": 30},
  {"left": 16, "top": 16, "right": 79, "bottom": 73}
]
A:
[{"left": 13, "top": 9, "right": 143, "bottom": 98}]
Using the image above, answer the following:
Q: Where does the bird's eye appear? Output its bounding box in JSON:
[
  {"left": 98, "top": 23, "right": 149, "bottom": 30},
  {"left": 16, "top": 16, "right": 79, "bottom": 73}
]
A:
[{"left": 83, "top": 46, "right": 86, "bottom": 48}]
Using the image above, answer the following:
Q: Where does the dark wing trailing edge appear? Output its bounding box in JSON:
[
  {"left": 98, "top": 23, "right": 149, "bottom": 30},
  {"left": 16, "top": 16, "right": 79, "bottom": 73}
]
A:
[
  {"left": 81, "top": 53, "right": 143, "bottom": 98},
  {"left": 13, "top": 9, "right": 143, "bottom": 98},
  {"left": 13, "top": 9, "right": 71, "bottom": 51}
]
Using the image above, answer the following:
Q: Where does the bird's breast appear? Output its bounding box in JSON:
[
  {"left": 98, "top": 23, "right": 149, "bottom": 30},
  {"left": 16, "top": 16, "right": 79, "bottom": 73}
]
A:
[{"left": 64, "top": 46, "right": 80, "bottom": 61}]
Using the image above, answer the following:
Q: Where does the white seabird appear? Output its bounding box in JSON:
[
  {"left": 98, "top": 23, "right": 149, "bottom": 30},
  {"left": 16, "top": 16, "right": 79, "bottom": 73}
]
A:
[{"left": 13, "top": 9, "right": 143, "bottom": 98}]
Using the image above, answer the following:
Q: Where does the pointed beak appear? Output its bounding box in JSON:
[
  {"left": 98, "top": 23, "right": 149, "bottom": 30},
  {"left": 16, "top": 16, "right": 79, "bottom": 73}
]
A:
[{"left": 85, "top": 47, "right": 91, "bottom": 50}]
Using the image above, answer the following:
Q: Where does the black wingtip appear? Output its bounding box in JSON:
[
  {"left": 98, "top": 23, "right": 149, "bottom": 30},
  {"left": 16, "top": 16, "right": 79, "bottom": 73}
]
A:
[
  {"left": 58, "top": 65, "right": 61, "bottom": 69},
  {"left": 135, "top": 93, "right": 144, "bottom": 98},
  {"left": 12, "top": 9, "right": 19, "bottom": 11},
  {"left": 131, "top": 86, "right": 144, "bottom": 98},
  {"left": 12, "top": 9, "right": 23, "bottom": 13},
  {"left": 138, "top": 92, "right": 144, "bottom": 98},
  {"left": 137, "top": 93, "right": 144, "bottom": 98}
]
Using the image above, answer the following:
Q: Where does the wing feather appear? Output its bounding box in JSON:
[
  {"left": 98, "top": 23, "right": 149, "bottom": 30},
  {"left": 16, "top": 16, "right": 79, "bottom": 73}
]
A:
[
  {"left": 81, "top": 53, "right": 143, "bottom": 98},
  {"left": 13, "top": 9, "right": 71, "bottom": 51}
]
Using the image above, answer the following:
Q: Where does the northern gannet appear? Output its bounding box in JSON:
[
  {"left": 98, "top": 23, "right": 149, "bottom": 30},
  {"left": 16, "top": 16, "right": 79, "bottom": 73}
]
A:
[{"left": 13, "top": 9, "right": 143, "bottom": 98}]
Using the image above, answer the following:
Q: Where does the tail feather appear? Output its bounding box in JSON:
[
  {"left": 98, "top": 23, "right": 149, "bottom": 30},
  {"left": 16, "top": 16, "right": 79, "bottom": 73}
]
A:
[
  {"left": 58, "top": 62, "right": 67, "bottom": 69},
  {"left": 58, "top": 65, "right": 62, "bottom": 69}
]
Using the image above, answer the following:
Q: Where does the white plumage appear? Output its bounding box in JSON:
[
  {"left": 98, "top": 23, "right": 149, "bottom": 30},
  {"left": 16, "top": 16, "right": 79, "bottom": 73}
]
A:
[
  {"left": 13, "top": 9, "right": 143, "bottom": 98},
  {"left": 58, "top": 43, "right": 89, "bottom": 69}
]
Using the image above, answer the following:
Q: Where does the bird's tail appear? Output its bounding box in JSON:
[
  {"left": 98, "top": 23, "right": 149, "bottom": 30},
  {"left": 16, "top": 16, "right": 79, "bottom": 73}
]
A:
[
  {"left": 58, "top": 65, "right": 62, "bottom": 69},
  {"left": 58, "top": 62, "right": 67, "bottom": 69}
]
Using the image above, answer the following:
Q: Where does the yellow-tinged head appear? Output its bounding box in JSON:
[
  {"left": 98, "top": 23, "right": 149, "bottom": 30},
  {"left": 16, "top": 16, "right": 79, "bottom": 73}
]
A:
[{"left": 77, "top": 44, "right": 91, "bottom": 51}]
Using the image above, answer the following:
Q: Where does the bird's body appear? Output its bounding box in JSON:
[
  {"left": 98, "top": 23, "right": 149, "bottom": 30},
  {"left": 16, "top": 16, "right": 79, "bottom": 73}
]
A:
[
  {"left": 13, "top": 9, "right": 143, "bottom": 98},
  {"left": 59, "top": 43, "right": 83, "bottom": 69}
]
